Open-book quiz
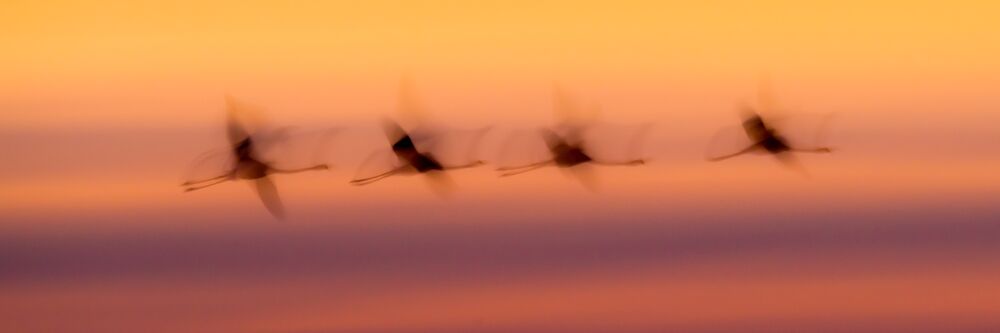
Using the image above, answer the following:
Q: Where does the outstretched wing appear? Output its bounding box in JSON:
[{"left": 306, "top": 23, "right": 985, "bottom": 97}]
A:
[
  {"left": 705, "top": 124, "right": 759, "bottom": 161},
  {"left": 552, "top": 84, "right": 600, "bottom": 128},
  {"left": 494, "top": 128, "right": 555, "bottom": 169},
  {"left": 551, "top": 84, "right": 600, "bottom": 146},
  {"left": 352, "top": 149, "right": 404, "bottom": 182},
  {"left": 576, "top": 122, "right": 651, "bottom": 163},
  {"left": 396, "top": 76, "right": 431, "bottom": 131},
  {"left": 416, "top": 125, "right": 491, "bottom": 168},
  {"left": 253, "top": 177, "right": 285, "bottom": 219},
  {"left": 256, "top": 127, "right": 343, "bottom": 169},
  {"left": 225, "top": 96, "right": 251, "bottom": 147},
  {"left": 561, "top": 162, "right": 599, "bottom": 191},
  {"left": 225, "top": 95, "right": 277, "bottom": 159},
  {"left": 423, "top": 170, "right": 455, "bottom": 197},
  {"left": 770, "top": 112, "right": 837, "bottom": 151},
  {"left": 181, "top": 148, "right": 235, "bottom": 184}
]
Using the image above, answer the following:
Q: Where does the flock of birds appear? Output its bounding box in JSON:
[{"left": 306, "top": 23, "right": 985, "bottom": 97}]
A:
[{"left": 181, "top": 80, "right": 836, "bottom": 219}]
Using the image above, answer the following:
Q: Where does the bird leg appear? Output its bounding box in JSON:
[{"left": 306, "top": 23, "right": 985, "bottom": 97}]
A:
[
  {"left": 181, "top": 172, "right": 233, "bottom": 186},
  {"left": 270, "top": 164, "right": 329, "bottom": 174},
  {"left": 592, "top": 159, "right": 645, "bottom": 166},
  {"left": 498, "top": 160, "right": 554, "bottom": 177},
  {"left": 792, "top": 147, "right": 833, "bottom": 153},
  {"left": 444, "top": 160, "right": 486, "bottom": 170},
  {"left": 183, "top": 177, "right": 231, "bottom": 192},
  {"left": 706, "top": 143, "right": 762, "bottom": 162},
  {"left": 350, "top": 167, "right": 403, "bottom": 186}
]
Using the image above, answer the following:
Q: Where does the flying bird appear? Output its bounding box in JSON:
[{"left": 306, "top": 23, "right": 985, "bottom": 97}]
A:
[
  {"left": 705, "top": 80, "right": 834, "bottom": 171},
  {"left": 181, "top": 96, "right": 333, "bottom": 219},
  {"left": 496, "top": 86, "right": 648, "bottom": 187},
  {"left": 349, "top": 79, "right": 488, "bottom": 191}
]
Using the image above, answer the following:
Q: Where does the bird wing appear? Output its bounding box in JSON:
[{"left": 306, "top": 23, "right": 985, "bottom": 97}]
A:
[
  {"left": 705, "top": 123, "right": 759, "bottom": 161},
  {"left": 253, "top": 177, "right": 286, "bottom": 220},
  {"left": 352, "top": 149, "right": 404, "bottom": 182},
  {"left": 769, "top": 112, "right": 837, "bottom": 151},
  {"left": 494, "top": 128, "right": 554, "bottom": 169},
  {"left": 417, "top": 125, "right": 492, "bottom": 168},
  {"left": 181, "top": 148, "right": 236, "bottom": 184},
  {"left": 225, "top": 95, "right": 251, "bottom": 147}
]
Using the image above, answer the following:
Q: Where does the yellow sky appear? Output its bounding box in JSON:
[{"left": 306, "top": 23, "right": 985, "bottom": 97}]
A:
[
  {"left": 2, "top": 1, "right": 1000, "bottom": 127},
  {"left": 3, "top": 1, "right": 998, "bottom": 73}
]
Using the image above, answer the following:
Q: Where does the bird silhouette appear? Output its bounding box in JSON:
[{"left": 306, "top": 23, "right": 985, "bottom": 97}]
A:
[
  {"left": 349, "top": 79, "right": 487, "bottom": 190},
  {"left": 705, "top": 80, "right": 834, "bottom": 171},
  {"left": 181, "top": 95, "right": 332, "bottom": 219},
  {"left": 496, "top": 86, "right": 647, "bottom": 185}
]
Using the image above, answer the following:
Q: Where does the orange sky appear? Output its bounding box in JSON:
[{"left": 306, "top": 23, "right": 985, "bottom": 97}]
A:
[
  {"left": 3, "top": 2, "right": 1000, "bottom": 332},
  {"left": 3, "top": 1, "right": 1000, "bottom": 127}
]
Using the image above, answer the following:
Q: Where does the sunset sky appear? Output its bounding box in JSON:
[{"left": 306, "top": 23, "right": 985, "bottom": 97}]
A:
[{"left": 2, "top": 1, "right": 1000, "bottom": 332}]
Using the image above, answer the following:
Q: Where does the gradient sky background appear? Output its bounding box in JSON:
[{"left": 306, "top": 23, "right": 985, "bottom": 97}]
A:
[{"left": 2, "top": 1, "right": 1000, "bottom": 332}]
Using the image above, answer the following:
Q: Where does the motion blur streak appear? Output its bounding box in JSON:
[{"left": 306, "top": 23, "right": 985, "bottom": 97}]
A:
[{"left": 3, "top": 1, "right": 1000, "bottom": 332}]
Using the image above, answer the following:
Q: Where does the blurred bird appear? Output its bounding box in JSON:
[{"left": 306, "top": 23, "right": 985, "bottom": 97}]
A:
[
  {"left": 705, "top": 79, "right": 834, "bottom": 171},
  {"left": 349, "top": 78, "right": 488, "bottom": 192},
  {"left": 496, "top": 85, "right": 648, "bottom": 188},
  {"left": 181, "top": 96, "right": 334, "bottom": 219}
]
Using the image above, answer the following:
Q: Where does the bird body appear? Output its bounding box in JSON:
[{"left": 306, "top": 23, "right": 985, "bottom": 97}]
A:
[
  {"left": 235, "top": 159, "right": 269, "bottom": 180},
  {"left": 742, "top": 115, "right": 792, "bottom": 154},
  {"left": 547, "top": 138, "right": 593, "bottom": 167},
  {"left": 390, "top": 135, "right": 445, "bottom": 173},
  {"left": 554, "top": 145, "right": 592, "bottom": 167}
]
